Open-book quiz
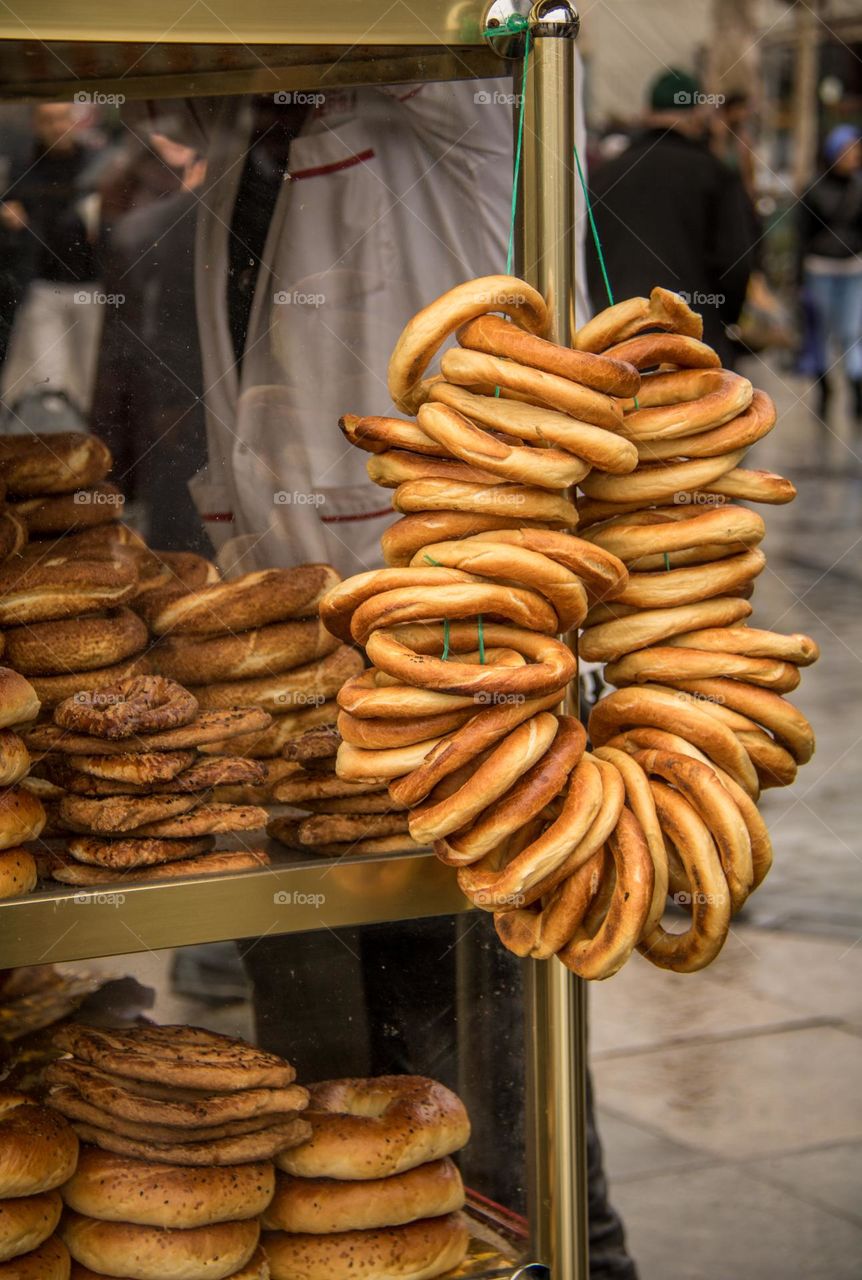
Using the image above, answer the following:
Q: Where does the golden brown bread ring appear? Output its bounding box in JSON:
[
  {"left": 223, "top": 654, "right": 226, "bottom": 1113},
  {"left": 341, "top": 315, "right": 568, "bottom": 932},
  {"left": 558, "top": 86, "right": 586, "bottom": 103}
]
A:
[
  {"left": 439, "top": 346, "right": 623, "bottom": 430},
  {"left": 602, "top": 332, "right": 721, "bottom": 370},
  {"left": 366, "top": 448, "right": 501, "bottom": 489},
  {"left": 388, "top": 690, "right": 562, "bottom": 807},
  {"left": 581, "top": 505, "right": 765, "bottom": 566},
  {"left": 633, "top": 749, "right": 754, "bottom": 911},
  {"left": 60, "top": 1212, "right": 259, "bottom": 1280},
  {"left": 491, "top": 756, "right": 626, "bottom": 953},
  {"left": 392, "top": 478, "right": 578, "bottom": 527},
  {"left": 575, "top": 286, "right": 703, "bottom": 352},
  {"left": 557, "top": 805, "right": 655, "bottom": 980},
  {"left": 0, "top": 1093, "right": 79, "bottom": 1197},
  {"left": 458, "top": 314, "right": 641, "bottom": 395},
  {"left": 149, "top": 565, "right": 340, "bottom": 636},
  {"left": 4, "top": 608, "right": 148, "bottom": 676},
  {"left": 463, "top": 528, "right": 628, "bottom": 602},
  {"left": 439, "top": 717, "right": 586, "bottom": 863},
  {"left": 0, "top": 1190, "right": 61, "bottom": 1262},
  {"left": 278, "top": 1076, "right": 470, "bottom": 1179},
  {"left": 59, "top": 793, "right": 197, "bottom": 835},
  {"left": 336, "top": 738, "right": 450, "bottom": 785},
  {"left": 55, "top": 676, "right": 198, "bottom": 741},
  {"left": 603, "top": 728, "right": 773, "bottom": 889},
  {"left": 605, "top": 645, "right": 800, "bottom": 693},
  {"left": 579, "top": 596, "right": 753, "bottom": 663},
  {"left": 47, "top": 848, "right": 268, "bottom": 886},
  {"left": 145, "top": 550, "right": 219, "bottom": 592},
  {"left": 619, "top": 369, "right": 753, "bottom": 440},
  {"left": 593, "top": 747, "right": 668, "bottom": 936},
  {"left": 408, "top": 713, "right": 559, "bottom": 846},
  {"left": 0, "top": 847, "right": 37, "bottom": 900},
  {"left": 579, "top": 448, "right": 745, "bottom": 504},
  {"left": 264, "top": 1159, "right": 463, "bottom": 1234},
  {"left": 66, "top": 835, "right": 215, "bottom": 868},
  {"left": 368, "top": 622, "right": 577, "bottom": 699},
  {"left": 0, "top": 731, "right": 30, "bottom": 786},
  {"left": 0, "top": 787, "right": 45, "bottom": 850},
  {"left": 197, "top": 704, "right": 332, "bottom": 759},
  {"left": 380, "top": 510, "right": 550, "bottom": 567},
  {"left": 338, "top": 668, "right": 491, "bottom": 721},
  {"left": 337, "top": 707, "right": 474, "bottom": 750},
  {"left": 668, "top": 677, "right": 815, "bottom": 764},
  {"left": 408, "top": 539, "right": 587, "bottom": 632},
  {"left": 10, "top": 483, "right": 124, "bottom": 534},
  {"left": 262, "top": 1214, "right": 469, "bottom": 1280},
  {"left": 0, "top": 558, "right": 138, "bottom": 626},
  {"left": 416, "top": 401, "right": 589, "bottom": 490},
  {"left": 153, "top": 619, "right": 339, "bottom": 684},
  {"left": 340, "top": 414, "right": 449, "bottom": 459},
  {"left": 0, "top": 1235, "right": 70, "bottom": 1279},
  {"left": 387, "top": 273, "right": 549, "bottom": 413},
  {"left": 428, "top": 382, "right": 638, "bottom": 475},
  {"left": 638, "top": 780, "right": 731, "bottom": 972},
  {"left": 665, "top": 626, "right": 819, "bottom": 665},
  {"left": 698, "top": 467, "right": 797, "bottom": 505},
  {"left": 353, "top": 581, "right": 559, "bottom": 646},
  {"left": 458, "top": 751, "right": 604, "bottom": 910},
  {"left": 635, "top": 388, "right": 776, "bottom": 462},
  {"left": 320, "top": 566, "right": 477, "bottom": 644},
  {"left": 611, "top": 547, "right": 765, "bottom": 610},
  {"left": 189, "top": 647, "right": 363, "bottom": 714},
  {"left": 29, "top": 657, "right": 151, "bottom": 713},
  {"left": 0, "top": 431, "right": 111, "bottom": 496},
  {"left": 61, "top": 1148, "right": 276, "bottom": 1230},
  {"left": 588, "top": 685, "right": 759, "bottom": 797},
  {"left": 151, "top": 757, "right": 266, "bottom": 794},
  {"left": 0, "top": 510, "right": 27, "bottom": 562}
]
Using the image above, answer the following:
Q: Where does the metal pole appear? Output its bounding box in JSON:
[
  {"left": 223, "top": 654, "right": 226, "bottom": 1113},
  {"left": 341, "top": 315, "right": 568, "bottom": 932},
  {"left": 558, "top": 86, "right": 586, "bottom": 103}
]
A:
[{"left": 515, "top": 5, "right": 589, "bottom": 1278}]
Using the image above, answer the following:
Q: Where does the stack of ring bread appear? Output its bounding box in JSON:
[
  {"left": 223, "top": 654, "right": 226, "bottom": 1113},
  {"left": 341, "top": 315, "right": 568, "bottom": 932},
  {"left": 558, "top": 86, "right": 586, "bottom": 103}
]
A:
[
  {"left": 0, "top": 433, "right": 155, "bottom": 711},
  {"left": 262, "top": 1076, "right": 470, "bottom": 1280},
  {"left": 317, "top": 275, "right": 818, "bottom": 977},
  {"left": 48, "top": 1023, "right": 311, "bottom": 1280},
  {"left": 23, "top": 675, "right": 275, "bottom": 886},
  {"left": 265, "top": 723, "right": 423, "bottom": 858},
  {"left": 146, "top": 564, "right": 363, "bottom": 771},
  {"left": 0, "top": 669, "right": 46, "bottom": 902},
  {"left": 0, "top": 1090, "right": 78, "bottom": 1278}
]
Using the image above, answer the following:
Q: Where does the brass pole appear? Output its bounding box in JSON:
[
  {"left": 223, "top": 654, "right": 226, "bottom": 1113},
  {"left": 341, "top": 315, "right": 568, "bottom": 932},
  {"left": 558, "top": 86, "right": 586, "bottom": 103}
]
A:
[{"left": 514, "top": 4, "right": 589, "bottom": 1278}]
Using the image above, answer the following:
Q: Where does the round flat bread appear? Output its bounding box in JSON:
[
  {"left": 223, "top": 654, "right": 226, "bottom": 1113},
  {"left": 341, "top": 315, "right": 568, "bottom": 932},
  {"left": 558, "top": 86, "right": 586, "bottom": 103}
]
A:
[
  {"left": 59, "top": 793, "right": 197, "bottom": 835},
  {"left": 44, "top": 848, "right": 269, "bottom": 885},
  {"left": 128, "top": 805, "right": 267, "bottom": 838},
  {"left": 52, "top": 1024, "right": 297, "bottom": 1090},
  {"left": 67, "top": 750, "right": 196, "bottom": 782},
  {"left": 48, "top": 1085, "right": 305, "bottom": 1144},
  {"left": 44, "top": 1059, "right": 308, "bottom": 1125},
  {"left": 25, "top": 709, "right": 273, "bottom": 756},
  {"left": 68, "top": 1115, "right": 312, "bottom": 1165},
  {"left": 65, "top": 835, "right": 214, "bottom": 869}
]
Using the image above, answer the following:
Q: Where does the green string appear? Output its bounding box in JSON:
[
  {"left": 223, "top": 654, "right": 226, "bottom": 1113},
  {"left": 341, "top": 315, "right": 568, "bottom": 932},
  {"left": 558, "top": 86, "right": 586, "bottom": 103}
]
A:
[
  {"left": 506, "top": 25, "right": 531, "bottom": 276},
  {"left": 573, "top": 143, "right": 613, "bottom": 308},
  {"left": 664, "top": 552, "right": 671, "bottom": 572},
  {"left": 442, "top": 618, "right": 451, "bottom": 662},
  {"left": 477, "top": 615, "right": 485, "bottom": 664}
]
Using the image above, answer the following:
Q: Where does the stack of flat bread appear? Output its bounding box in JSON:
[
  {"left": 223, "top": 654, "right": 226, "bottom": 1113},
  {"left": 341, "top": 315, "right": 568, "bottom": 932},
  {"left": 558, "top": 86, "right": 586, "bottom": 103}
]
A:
[{"left": 49, "top": 1024, "right": 311, "bottom": 1280}]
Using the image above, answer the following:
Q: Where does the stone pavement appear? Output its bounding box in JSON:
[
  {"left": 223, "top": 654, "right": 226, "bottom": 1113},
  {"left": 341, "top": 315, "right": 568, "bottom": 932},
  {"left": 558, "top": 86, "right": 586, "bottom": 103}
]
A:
[{"left": 592, "top": 357, "right": 862, "bottom": 1280}]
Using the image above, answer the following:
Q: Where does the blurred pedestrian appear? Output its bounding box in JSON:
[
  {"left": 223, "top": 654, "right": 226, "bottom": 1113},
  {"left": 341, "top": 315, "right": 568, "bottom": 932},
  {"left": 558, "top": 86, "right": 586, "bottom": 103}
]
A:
[
  {"left": 585, "top": 69, "right": 755, "bottom": 365},
  {"left": 798, "top": 124, "right": 862, "bottom": 423},
  {"left": 0, "top": 103, "right": 102, "bottom": 425}
]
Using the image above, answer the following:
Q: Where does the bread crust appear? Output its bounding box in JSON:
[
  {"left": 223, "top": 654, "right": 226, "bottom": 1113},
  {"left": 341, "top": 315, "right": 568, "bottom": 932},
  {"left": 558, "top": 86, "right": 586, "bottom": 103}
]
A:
[
  {"left": 0, "top": 560, "right": 137, "bottom": 626},
  {"left": 44, "top": 847, "right": 269, "bottom": 886},
  {"left": 0, "top": 788, "right": 45, "bottom": 851},
  {"left": 0, "top": 1093, "right": 79, "bottom": 1197},
  {"left": 149, "top": 566, "right": 340, "bottom": 636},
  {"left": 0, "top": 848, "right": 37, "bottom": 901},
  {"left": 153, "top": 619, "right": 339, "bottom": 684},
  {"left": 0, "top": 1190, "right": 62, "bottom": 1261},
  {"left": 264, "top": 1159, "right": 463, "bottom": 1234},
  {"left": 0, "top": 1234, "right": 70, "bottom": 1278},
  {"left": 263, "top": 1212, "right": 468, "bottom": 1280},
  {"left": 0, "top": 432, "right": 111, "bottom": 496},
  {"left": 60, "top": 1212, "right": 259, "bottom": 1280},
  {"left": 26, "top": 708, "right": 273, "bottom": 756}
]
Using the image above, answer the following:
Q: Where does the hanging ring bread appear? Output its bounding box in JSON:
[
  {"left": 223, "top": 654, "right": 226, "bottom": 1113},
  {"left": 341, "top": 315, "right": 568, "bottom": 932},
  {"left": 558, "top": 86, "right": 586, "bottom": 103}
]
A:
[
  {"left": 634, "top": 388, "right": 776, "bottom": 462},
  {"left": 387, "top": 273, "right": 549, "bottom": 413},
  {"left": 579, "top": 596, "right": 753, "bottom": 663},
  {"left": 428, "top": 382, "right": 638, "bottom": 474},
  {"left": 380, "top": 511, "right": 552, "bottom": 567},
  {"left": 340, "top": 414, "right": 450, "bottom": 459},
  {"left": 55, "top": 676, "right": 198, "bottom": 741},
  {"left": 619, "top": 369, "right": 753, "bottom": 440},
  {"left": 392, "top": 477, "right": 579, "bottom": 527},
  {"left": 581, "top": 505, "right": 765, "bottom": 565},
  {"left": 601, "top": 332, "right": 720, "bottom": 370},
  {"left": 579, "top": 448, "right": 746, "bottom": 505},
  {"left": 573, "top": 286, "right": 703, "bottom": 353},
  {"left": 457, "top": 313, "right": 640, "bottom": 395},
  {"left": 350, "top": 582, "right": 559, "bottom": 645}
]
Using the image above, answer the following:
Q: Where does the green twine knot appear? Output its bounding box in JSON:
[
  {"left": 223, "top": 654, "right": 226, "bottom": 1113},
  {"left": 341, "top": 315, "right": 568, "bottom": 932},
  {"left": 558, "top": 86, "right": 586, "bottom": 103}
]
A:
[{"left": 482, "top": 13, "right": 530, "bottom": 37}]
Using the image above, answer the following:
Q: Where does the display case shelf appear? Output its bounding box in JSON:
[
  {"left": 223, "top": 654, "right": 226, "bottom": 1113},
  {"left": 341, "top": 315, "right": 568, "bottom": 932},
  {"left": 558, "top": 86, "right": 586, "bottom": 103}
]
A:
[{"left": 0, "top": 848, "right": 471, "bottom": 968}]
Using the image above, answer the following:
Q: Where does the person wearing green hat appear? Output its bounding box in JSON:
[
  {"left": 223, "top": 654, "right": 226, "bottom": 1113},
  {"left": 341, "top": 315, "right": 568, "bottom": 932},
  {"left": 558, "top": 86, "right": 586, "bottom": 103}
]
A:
[{"left": 586, "top": 68, "right": 756, "bottom": 364}]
